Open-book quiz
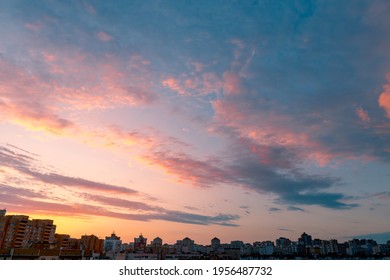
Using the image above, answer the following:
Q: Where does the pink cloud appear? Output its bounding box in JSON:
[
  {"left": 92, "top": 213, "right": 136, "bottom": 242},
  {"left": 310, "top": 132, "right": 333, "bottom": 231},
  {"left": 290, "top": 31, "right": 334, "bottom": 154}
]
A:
[
  {"left": 356, "top": 107, "right": 371, "bottom": 122},
  {"left": 223, "top": 72, "right": 242, "bottom": 95},
  {"left": 96, "top": 31, "right": 113, "bottom": 42},
  {"left": 1, "top": 146, "right": 238, "bottom": 226},
  {"left": 211, "top": 98, "right": 338, "bottom": 166},
  {"left": 162, "top": 77, "right": 188, "bottom": 95},
  {"left": 143, "top": 151, "right": 231, "bottom": 187},
  {"left": 25, "top": 22, "right": 44, "bottom": 32},
  {"left": 162, "top": 71, "right": 223, "bottom": 97}
]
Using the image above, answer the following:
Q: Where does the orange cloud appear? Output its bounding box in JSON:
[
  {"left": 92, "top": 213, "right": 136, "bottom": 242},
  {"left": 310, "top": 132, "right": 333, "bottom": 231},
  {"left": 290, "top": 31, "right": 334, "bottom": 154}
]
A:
[
  {"left": 379, "top": 76, "right": 390, "bottom": 118},
  {"left": 162, "top": 71, "right": 223, "bottom": 97}
]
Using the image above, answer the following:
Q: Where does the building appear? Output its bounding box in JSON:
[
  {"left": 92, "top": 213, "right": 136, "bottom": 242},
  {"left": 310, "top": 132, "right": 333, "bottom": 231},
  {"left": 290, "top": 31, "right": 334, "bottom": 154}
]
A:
[
  {"left": 299, "top": 232, "right": 313, "bottom": 247},
  {"left": 0, "top": 215, "right": 31, "bottom": 249},
  {"left": 134, "top": 234, "right": 147, "bottom": 252},
  {"left": 275, "top": 237, "right": 293, "bottom": 255},
  {"left": 151, "top": 237, "right": 162, "bottom": 248},
  {"left": 176, "top": 237, "right": 195, "bottom": 254},
  {"left": 80, "top": 235, "right": 104, "bottom": 253},
  {"left": 346, "top": 239, "right": 377, "bottom": 256},
  {"left": 253, "top": 241, "right": 275, "bottom": 255},
  {"left": 211, "top": 237, "right": 220, "bottom": 251},
  {"left": 0, "top": 213, "right": 57, "bottom": 249},
  {"left": 29, "top": 219, "right": 56, "bottom": 247},
  {"left": 54, "top": 234, "right": 71, "bottom": 249},
  {"left": 104, "top": 232, "right": 122, "bottom": 253},
  {"left": 321, "top": 239, "right": 339, "bottom": 255}
]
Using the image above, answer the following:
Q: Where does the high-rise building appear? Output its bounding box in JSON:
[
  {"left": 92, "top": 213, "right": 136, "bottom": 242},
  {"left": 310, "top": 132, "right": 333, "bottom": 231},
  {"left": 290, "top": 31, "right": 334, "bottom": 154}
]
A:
[
  {"left": 298, "top": 232, "right": 313, "bottom": 247},
  {"left": 54, "top": 234, "right": 71, "bottom": 249},
  {"left": 0, "top": 209, "right": 6, "bottom": 217},
  {"left": 29, "top": 219, "right": 56, "bottom": 247},
  {"left": 151, "top": 237, "right": 162, "bottom": 248},
  {"left": 104, "top": 232, "right": 122, "bottom": 253},
  {"left": 134, "top": 234, "right": 147, "bottom": 251},
  {"left": 80, "top": 235, "right": 104, "bottom": 253},
  {"left": 0, "top": 215, "right": 31, "bottom": 249}
]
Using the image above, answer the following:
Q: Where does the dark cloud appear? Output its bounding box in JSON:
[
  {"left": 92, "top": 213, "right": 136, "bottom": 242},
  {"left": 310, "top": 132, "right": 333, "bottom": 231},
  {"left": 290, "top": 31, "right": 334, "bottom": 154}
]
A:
[
  {"left": 277, "top": 193, "right": 358, "bottom": 210},
  {"left": 348, "top": 231, "right": 390, "bottom": 244},
  {"left": 277, "top": 228, "right": 293, "bottom": 232},
  {"left": 287, "top": 206, "right": 305, "bottom": 212},
  {"left": 146, "top": 141, "right": 356, "bottom": 209},
  {"left": 268, "top": 207, "right": 282, "bottom": 213}
]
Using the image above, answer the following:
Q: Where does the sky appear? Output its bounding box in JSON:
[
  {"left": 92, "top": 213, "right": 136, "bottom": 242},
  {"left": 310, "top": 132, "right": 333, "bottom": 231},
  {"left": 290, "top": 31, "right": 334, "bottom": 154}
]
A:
[{"left": 1, "top": 0, "right": 390, "bottom": 245}]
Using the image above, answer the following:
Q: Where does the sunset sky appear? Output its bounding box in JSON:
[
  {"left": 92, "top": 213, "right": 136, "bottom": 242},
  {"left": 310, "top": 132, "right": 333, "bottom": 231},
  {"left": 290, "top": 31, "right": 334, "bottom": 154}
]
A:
[{"left": 1, "top": 0, "right": 390, "bottom": 244}]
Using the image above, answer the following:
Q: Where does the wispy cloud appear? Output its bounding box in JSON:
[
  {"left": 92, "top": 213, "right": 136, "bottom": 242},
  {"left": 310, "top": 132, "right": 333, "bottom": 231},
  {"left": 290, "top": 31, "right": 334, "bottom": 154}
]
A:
[{"left": 0, "top": 145, "right": 239, "bottom": 226}]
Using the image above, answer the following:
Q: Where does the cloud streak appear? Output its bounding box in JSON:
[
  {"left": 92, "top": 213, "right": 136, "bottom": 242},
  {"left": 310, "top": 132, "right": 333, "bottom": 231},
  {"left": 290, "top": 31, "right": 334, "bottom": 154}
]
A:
[{"left": 0, "top": 145, "right": 239, "bottom": 226}]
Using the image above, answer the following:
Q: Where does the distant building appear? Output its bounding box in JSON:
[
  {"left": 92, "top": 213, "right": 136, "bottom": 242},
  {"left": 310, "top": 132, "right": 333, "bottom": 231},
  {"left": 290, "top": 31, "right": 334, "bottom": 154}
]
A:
[
  {"left": 80, "top": 235, "right": 104, "bottom": 253},
  {"left": 104, "top": 232, "right": 122, "bottom": 253},
  {"left": 134, "top": 234, "right": 147, "bottom": 252},
  {"left": 346, "top": 239, "right": 377, "bottom": 256},
  {"left": 211, "top": 237, "right": 220, "bottom": 251},
  {"left": 275, "top": 237, "right": 293, "bottom": 255},
  {"left": 151, "top": 237, "right": 162, "bottom": 250},
  {"left": 321, "top": 239, "right": 338, "bottom": 255},
  {"left": 253, "top": 241, "right": 275, "bottom": 255},
  {"left": 299, "top": 232, "right": 313, "bottom": 247},
  {"left": 230, "top": 240, "right": 244, "bottom": 249},
  {"left": 176, "top": 237, "right": 195, "bottom": 254}
]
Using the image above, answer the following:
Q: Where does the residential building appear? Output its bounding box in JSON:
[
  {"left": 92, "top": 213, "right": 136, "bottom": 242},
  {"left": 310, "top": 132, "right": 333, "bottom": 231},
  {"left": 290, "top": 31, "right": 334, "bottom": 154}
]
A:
[
  {"left": 104, "top": 232, "right": 122, "bottom": 253},
  {"left": 134, "top": 234, "right": 147, "bottom": 252},
  {"left": 0, "top": 215, "right": 31, "bottom": 249},
  {"left": 80, "top": 235, "right": 104, "bottom": 253}
]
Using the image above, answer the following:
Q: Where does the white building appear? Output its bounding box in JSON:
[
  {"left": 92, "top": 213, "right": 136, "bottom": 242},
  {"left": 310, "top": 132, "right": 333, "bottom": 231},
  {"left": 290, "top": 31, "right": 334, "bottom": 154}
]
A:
[{"left": 104, "top": 232, "right": 122, "bottom": 253}]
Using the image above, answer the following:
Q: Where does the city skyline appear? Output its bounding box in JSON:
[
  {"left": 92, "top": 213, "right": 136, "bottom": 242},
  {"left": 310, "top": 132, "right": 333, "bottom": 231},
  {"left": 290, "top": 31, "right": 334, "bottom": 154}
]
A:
[
  {"left": 1, "top": 209, "right": 389, "bottom": 247},
  {"left": 1, "top": 1, "right": 390, "bottom": 246}
]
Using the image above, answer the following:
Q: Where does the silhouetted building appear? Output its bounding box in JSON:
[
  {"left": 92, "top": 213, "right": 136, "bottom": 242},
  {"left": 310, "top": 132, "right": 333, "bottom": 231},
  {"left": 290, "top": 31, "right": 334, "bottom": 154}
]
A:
[
  {"left": 176, "top": 237, "right": 194, "bottom": 254},
  {"left": 253, "top": 241, "right": 275, "bottom": 255},
  {"left": 151, "top": 237, "right": 162, "bottom": 250},
  {"left": 211, "top": 237, "right": 220, "bottom": 251},
  {"left": 134, "top": 234, "right": 147, "bottom": 252},
  {"left": 299, "top": 232, "right": 313, "bottom": 247},
  {"left": 230, "top": 240, "right": 244, "bottom": 249}
]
